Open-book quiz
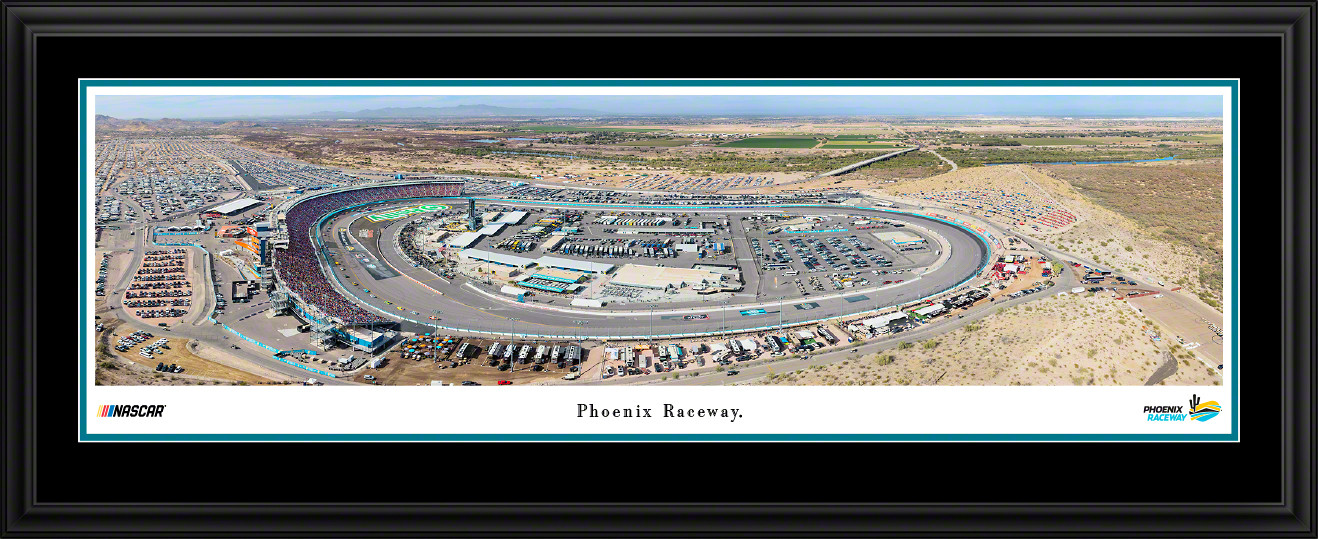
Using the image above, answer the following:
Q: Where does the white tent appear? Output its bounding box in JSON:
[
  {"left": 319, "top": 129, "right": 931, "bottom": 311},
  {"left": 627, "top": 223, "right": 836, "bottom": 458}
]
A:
[
  {"left": 863, "top": 312, "right": 908, "bottom": 328},
  {"left": 915, "top": 304, "right": 947, "bottom": 317}
]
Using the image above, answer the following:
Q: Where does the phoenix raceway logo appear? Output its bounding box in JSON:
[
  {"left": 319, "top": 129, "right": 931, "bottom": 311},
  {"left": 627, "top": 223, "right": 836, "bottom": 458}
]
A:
[
  {"left": 1187, "top": 395, "right": 1221, "bottom": 422},
  {"left": 97, "top": 404, "right": 166, "bottom": 418},
  {"left": 1144, "top": 394, "right": 1220, "bottom": 422}
]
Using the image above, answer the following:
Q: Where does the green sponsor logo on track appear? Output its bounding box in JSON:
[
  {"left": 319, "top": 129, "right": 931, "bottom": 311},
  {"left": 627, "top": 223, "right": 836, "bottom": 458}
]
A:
[{"left": 365, "top": 204, "right": 450, "bottom": 222}]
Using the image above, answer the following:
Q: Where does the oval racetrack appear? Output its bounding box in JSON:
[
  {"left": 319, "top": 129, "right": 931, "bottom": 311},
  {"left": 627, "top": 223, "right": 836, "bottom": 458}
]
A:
[{"left": 283, "top": 193, "right": 993, "bottom": 340}]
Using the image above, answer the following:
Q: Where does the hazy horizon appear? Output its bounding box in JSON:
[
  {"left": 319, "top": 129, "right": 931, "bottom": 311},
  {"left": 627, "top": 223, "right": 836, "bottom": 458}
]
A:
[{"left": 96, "top": 94, "right": 1224, "bottom": 120}]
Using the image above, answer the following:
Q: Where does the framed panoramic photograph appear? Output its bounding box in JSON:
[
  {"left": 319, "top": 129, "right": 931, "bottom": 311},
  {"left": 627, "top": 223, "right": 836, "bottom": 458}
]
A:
[
  {"left": 4, "top": 2, "right": 1310, "bottom": 537},
  {"left": 77, "top": 80, "right": 1239, "bottom": 442}
]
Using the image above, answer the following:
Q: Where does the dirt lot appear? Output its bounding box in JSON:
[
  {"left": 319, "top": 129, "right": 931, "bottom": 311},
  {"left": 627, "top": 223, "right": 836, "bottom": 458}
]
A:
[
  {"left": 100, "top": 320, "right": 275, "bottom": 384},
  {"left": 1127, "top": 294, "right": 1224, "bottom": 369},
  {"left": 755, "top": 292, "right": 1223, "bottom": 387}
]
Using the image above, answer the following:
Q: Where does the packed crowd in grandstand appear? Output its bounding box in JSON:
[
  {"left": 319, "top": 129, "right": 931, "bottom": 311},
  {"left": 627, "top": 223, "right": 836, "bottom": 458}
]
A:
[{"left": 274, "top": 181, "right": 463, "bottom": 325}]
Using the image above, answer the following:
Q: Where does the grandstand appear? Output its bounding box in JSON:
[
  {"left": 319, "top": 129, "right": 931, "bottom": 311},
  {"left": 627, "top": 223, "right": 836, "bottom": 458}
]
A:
[{"left": 272, "top": 180, "right": 463, "bottom": 325}]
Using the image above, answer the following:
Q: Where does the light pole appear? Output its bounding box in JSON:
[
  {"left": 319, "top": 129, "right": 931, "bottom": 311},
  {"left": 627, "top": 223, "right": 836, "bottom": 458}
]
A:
[
  {"left": 648, "top": 304, "right": 656, "bottom": 345},
  {"left": 508, "top": 317, "right": 520, "bottom": 373},
  {"left": 778, "top": 296, "right": 784, "bottom": 332},
  {"left": 575, "top": 320, "right": 589, "bottom": 371}
]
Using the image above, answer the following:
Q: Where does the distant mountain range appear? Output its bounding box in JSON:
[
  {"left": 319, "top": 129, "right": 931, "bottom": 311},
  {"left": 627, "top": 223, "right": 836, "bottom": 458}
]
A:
[
  {"left": 97, "top": 104, "right": 617, "bottom": 123},
  {"left": 293, "top": 104, "right": 613, "bottom": 119},
  {"left": 95, "top": 114, "right": 262, "bottom": 131}
]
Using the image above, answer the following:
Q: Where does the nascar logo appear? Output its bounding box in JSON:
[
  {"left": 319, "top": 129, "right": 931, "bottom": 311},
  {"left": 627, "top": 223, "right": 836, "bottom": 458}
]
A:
[{"left": 97, "top": 404, "right": 166, "bottom": 418}]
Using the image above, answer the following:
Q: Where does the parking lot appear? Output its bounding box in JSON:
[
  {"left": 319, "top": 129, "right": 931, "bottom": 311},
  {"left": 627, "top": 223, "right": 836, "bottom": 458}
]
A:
[
  {"left": 95, "top": 138, "right": 247, "bottom": 222},
  {"left": 122, "top": 248, "right": 195, "bottom": 326},
  {"left": 390, "top": 201, "right": 949, "bottom": 312}
]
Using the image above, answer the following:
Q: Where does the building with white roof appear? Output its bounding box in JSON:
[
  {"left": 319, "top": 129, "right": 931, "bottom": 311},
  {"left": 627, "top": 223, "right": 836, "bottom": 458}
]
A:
[
  {"left": 861, "top": 312, "right": 909, "bottom": 328},
  {"left": 914, "top": 304, "right": 947, "bottom": 317},
  {"left": 446, "top": 231, "right": 485, "bottom": 249},
  {"left": 493, "top": 211, "right": 528, "bottom": 225},
  {"left": 459, "top": 249, "right": 536, "bottom": 268},
  {"left": 609, "top": 264, "right": 722, "bottom": 290},
  {"left": 537, "top": 256, "right": 614, "bottom": 274},
  {"left": 209, "top": 197, "right": 263, "bottom": 215}
]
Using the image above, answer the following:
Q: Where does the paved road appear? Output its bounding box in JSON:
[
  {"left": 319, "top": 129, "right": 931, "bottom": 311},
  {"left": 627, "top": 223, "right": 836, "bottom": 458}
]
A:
[
  {"left": 585, "top": 262, "right": 1080, "bottom": 386},
  {"left": 315, "top": 201, "right": 992, "bottom": 339},
  {"left": 925, "top": 148, "right": 958, "bottom": 171},
  {"left": 98, "top": 226, "right": 356, "bottom": 385}
]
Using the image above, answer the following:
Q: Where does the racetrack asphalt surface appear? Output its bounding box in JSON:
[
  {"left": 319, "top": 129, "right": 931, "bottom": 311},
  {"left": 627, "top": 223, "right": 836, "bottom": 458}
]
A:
[{"left": 316, "top": 200, "right": 991, "bottom": 340}]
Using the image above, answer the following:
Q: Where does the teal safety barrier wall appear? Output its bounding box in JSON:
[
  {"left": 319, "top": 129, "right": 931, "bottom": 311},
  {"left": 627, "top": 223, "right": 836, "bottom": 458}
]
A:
[{"left": 218, "top": 323, "right": 337, "bottom": 378}]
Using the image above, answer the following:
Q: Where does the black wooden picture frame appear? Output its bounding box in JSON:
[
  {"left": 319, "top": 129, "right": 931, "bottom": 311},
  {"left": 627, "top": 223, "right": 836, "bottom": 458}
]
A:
[{"left": 2, "top": 2, "right": 1311, "bottom": 537}]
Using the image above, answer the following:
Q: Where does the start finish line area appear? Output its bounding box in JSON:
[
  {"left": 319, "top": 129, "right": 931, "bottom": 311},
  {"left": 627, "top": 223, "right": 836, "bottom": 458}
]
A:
[{"left": 364, "top": 204, "right": 450, "bottom": 222}]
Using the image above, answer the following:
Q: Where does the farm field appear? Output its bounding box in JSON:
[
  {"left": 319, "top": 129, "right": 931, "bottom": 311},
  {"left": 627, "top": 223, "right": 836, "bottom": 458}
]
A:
[
  {"left": 820, "top": 142, "right": 908, "bottom": 149},
  {"left": 1158, "top": 134, "right": 1223, "bottom": 143},
  {"left": 612, "top": 138, "right": 694, "bottom": 147},
  {"left": 828, "top": 134, "right": 905, "bottom": 141},
  {"left": 718, "top": 136, "right": 821, "bottom": 148}
]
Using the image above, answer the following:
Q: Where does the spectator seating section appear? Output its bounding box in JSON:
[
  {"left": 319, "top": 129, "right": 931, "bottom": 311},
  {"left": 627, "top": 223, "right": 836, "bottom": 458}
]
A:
[{"left": 275, "top": 182, "right": 462, "bottom": 324}]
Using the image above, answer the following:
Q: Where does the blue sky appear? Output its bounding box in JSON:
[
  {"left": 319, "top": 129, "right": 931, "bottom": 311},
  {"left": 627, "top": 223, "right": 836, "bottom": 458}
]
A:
[{"left": 96, "top": 94, "right": 1223, "bottom": 119}]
